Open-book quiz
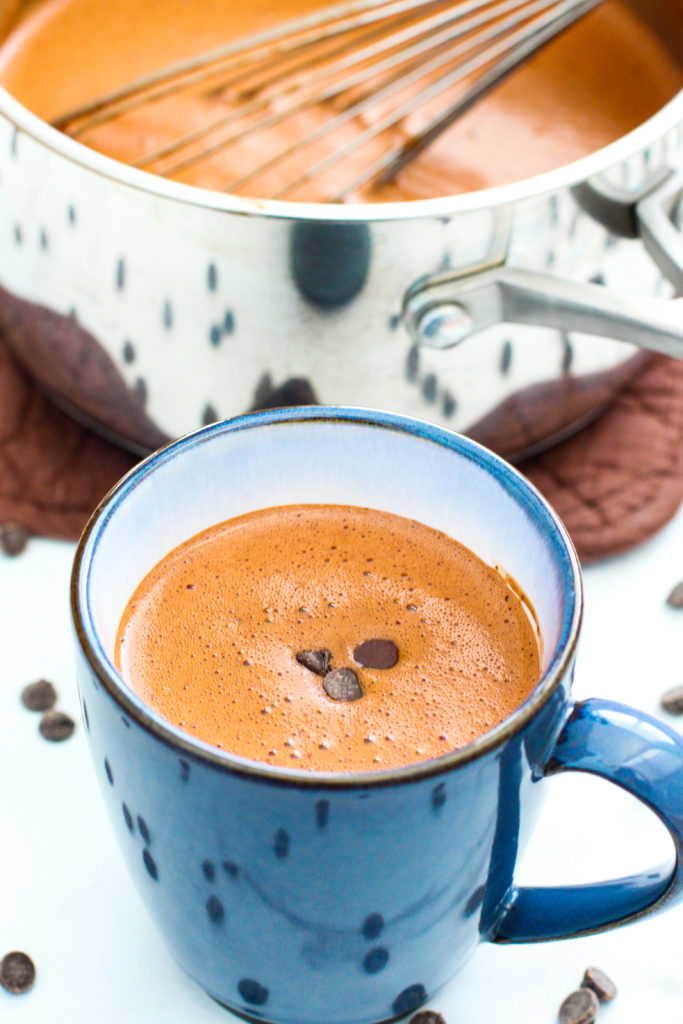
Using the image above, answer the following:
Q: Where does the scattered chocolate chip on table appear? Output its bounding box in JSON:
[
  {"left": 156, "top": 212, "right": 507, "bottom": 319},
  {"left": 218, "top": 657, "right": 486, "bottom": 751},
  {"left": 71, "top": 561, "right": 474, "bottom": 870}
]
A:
[
  {"left": 0, "top": 951, "right": 35, "bottom": 994},
  {"left": 581, "top": 967, "right": 617, "bottom": 1003},
  {"left": 39, "top": 709, "right": 76, "bottom": 742},
  {"left": 409, "top": 1011, "right": 447, "bottom": 1024},
  {"left": 21, "top": 678, "right": 58, "bottom": 712},
  {"left": 666, "top": 580, "right": 683, "bottom": 609},
  {"left": 0, "top": 522, "right": 29, "bottom": 556},
  {"left": 660, "top": 686, "right": 683, "bottom": 716},
  {"left": 558, "top": 988, "right": 600, "bottom": 1024}
]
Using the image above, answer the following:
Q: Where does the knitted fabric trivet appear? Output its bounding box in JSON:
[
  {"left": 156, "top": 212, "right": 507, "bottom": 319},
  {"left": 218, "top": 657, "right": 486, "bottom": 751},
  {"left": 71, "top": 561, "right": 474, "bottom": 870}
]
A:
[
  {"left": 522, "top": 355, "right": 683, "bottom": 561},
  {"left": 1, "top": 335, "right": 682, "bottom": 561}
]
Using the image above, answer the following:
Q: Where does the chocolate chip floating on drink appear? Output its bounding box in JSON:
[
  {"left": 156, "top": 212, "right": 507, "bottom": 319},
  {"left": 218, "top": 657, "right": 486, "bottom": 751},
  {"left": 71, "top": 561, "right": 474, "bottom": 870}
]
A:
[
  {"left": 323, "top": 668, "right": 362, "bottom": 703},
  {"left": 0, "top": 951, "right": 36, "bottom": 994},
  {"left": 353, "top": 639, "right": 398, "bottom": 669},
  {"left": 296, "top": 649, "right": 332, "bottom": 677}
]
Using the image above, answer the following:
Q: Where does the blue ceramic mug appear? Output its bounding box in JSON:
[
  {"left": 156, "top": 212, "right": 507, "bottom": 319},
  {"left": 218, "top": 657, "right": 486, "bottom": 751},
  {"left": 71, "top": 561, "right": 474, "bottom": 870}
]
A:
[{"left": 71, "top": 408, "right": 683, "bottom": 1024}]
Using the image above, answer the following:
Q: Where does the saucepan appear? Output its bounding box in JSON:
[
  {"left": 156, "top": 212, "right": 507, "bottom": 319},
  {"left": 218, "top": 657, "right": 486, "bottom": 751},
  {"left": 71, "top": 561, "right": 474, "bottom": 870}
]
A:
[{"left": 0, "top": 0, "right": 682, "bottom": 457}]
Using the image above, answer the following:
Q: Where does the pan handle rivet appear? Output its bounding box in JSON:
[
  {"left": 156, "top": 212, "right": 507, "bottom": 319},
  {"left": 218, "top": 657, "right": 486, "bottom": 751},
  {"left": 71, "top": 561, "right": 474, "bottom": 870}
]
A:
[{"left": 416, "top": 303, "right": 473, "bottom": 349}]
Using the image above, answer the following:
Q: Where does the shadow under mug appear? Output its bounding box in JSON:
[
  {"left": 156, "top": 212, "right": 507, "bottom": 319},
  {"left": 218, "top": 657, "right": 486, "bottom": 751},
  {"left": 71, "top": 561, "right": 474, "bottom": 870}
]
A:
[{"left": 71, "top": 407, "right": 683, "bottom": 1024}]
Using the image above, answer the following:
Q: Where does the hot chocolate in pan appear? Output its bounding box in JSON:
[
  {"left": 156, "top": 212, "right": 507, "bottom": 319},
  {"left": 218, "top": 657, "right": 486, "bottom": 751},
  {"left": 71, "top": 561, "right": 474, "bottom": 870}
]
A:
[{"left": 0, "top": 0, "right": 681, "bottom": 201}]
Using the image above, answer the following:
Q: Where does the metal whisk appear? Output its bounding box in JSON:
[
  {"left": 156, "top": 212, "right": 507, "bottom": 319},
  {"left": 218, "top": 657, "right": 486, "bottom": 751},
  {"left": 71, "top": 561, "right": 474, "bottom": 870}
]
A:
[{"left": 52, "top": 0, "right": 603, "bottom": 201}]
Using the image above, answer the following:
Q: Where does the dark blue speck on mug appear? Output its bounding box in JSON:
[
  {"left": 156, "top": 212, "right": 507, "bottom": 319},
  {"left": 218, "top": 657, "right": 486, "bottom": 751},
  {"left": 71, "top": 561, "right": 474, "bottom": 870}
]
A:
[{"left": 71, "top": 408, "right": 683, "bottom": 1024}]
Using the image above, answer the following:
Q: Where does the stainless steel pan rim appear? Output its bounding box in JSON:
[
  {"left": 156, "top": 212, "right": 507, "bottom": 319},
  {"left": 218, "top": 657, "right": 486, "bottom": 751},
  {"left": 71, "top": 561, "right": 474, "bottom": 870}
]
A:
[{"left": 1, "top": 82, "right": 682, "bottom": 221}]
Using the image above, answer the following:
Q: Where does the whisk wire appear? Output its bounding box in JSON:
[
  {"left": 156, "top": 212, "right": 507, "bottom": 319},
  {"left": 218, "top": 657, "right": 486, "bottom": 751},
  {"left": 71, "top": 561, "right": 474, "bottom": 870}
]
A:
[
  {"left": 333, "top": 0, "right": 603, "bottom": 198},
  {"left": 134, "top": 0, "right": 490, "bottom": 169},
  {"left": 156, "top": 0, "right": 538, "bottom": 180},
  {"left": 54, "top": 0, "right": 451, "bottom": 133},
  {"left": 52, "top": 0, "right": 604, "bottom": 201},
  {"left": 221, "top": 0, "right": 586, "bottom": 196}
]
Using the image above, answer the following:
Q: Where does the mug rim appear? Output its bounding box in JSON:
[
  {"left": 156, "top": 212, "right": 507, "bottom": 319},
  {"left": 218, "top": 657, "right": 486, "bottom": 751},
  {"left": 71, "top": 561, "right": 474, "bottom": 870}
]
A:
[{"left": 71, "top": 406, "right": 583, "bottom": 788}]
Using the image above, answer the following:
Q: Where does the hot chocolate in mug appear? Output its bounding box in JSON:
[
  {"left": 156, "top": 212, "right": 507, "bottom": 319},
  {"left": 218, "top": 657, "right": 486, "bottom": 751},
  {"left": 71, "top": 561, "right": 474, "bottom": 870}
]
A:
[{"left": 71, "top": 408, "right": 683, "bottom": 1024}]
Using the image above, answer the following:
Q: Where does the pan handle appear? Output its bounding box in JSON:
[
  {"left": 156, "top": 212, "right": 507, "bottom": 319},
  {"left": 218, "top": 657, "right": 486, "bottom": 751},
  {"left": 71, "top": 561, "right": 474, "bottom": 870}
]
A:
[
  {"left": 405, "top": 170, "right": 683, "bottom": 356},
  {"left": 572, "top": 167, "right": 683, "bottom": 292}
]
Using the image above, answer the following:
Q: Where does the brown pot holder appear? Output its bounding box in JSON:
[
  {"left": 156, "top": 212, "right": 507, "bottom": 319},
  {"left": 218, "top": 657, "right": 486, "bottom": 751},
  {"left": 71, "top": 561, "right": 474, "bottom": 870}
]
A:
[{"left": 1, "top": 334, "right": 682, "bottom": 562}]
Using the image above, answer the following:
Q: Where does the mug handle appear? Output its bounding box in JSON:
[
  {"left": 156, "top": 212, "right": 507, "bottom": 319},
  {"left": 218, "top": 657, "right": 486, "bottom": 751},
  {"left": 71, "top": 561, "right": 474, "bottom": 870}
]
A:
[{"left": 493, "top": 698, "right": 683, "bottom": 942}]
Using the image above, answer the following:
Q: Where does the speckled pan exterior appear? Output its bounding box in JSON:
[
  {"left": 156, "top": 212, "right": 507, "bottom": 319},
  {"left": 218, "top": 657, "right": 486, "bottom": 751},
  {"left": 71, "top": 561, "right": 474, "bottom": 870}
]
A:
[{"left": 2, "top": 2, "right": 683, "bottom": 457}]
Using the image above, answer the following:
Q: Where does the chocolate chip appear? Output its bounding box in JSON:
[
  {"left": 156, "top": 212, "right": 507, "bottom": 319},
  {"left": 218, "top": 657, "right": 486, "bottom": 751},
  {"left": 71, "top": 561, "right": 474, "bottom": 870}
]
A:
[
  {"left": 581, "top": 967, "right": 617, "bottom": 1003},
  {"left": 296, "top": 649, "right": 332, "bottom": 676},
  {"left": 0, "top": 523, "right": 28, "bottom": 557},
  {"left": 0, "top": 951, "right": 35, "bottom": 994},
  {"left": 354, "top": 639, "right": 398, "bottom": 669},
  {"left": 39, "top": 710, "right": 75, "bottom": 742},
  {"left": 660, "top": 685, "right": 683, "bottom": 715},
  {"left": 323, "top": 667, "right": 362, "bottom": 702},
  {"left": 666, "top": 581, "right": 683, "bottom": 608},
  {"left": 409, "top": 1013, "right": 446, "bottom": 1024},
  {"left": 21, "top": 679, "right": 57, "bottom": 712},
  {"left": 558, "top": 988, "right": 599, "bottom": 1024}
]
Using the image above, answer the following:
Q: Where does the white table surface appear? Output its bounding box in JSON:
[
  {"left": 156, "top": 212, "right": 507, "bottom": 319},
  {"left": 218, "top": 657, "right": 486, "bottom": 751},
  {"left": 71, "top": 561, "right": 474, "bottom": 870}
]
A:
[{"left": 1, "top": 503, "right": 682, "bottom": 1023}]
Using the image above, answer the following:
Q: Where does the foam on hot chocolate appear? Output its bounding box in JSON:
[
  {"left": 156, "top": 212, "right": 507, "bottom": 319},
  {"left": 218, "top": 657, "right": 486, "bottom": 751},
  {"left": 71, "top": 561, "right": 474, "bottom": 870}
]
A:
[{"left": 116, "top": 504, "right": 541, "bottom": 771}]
